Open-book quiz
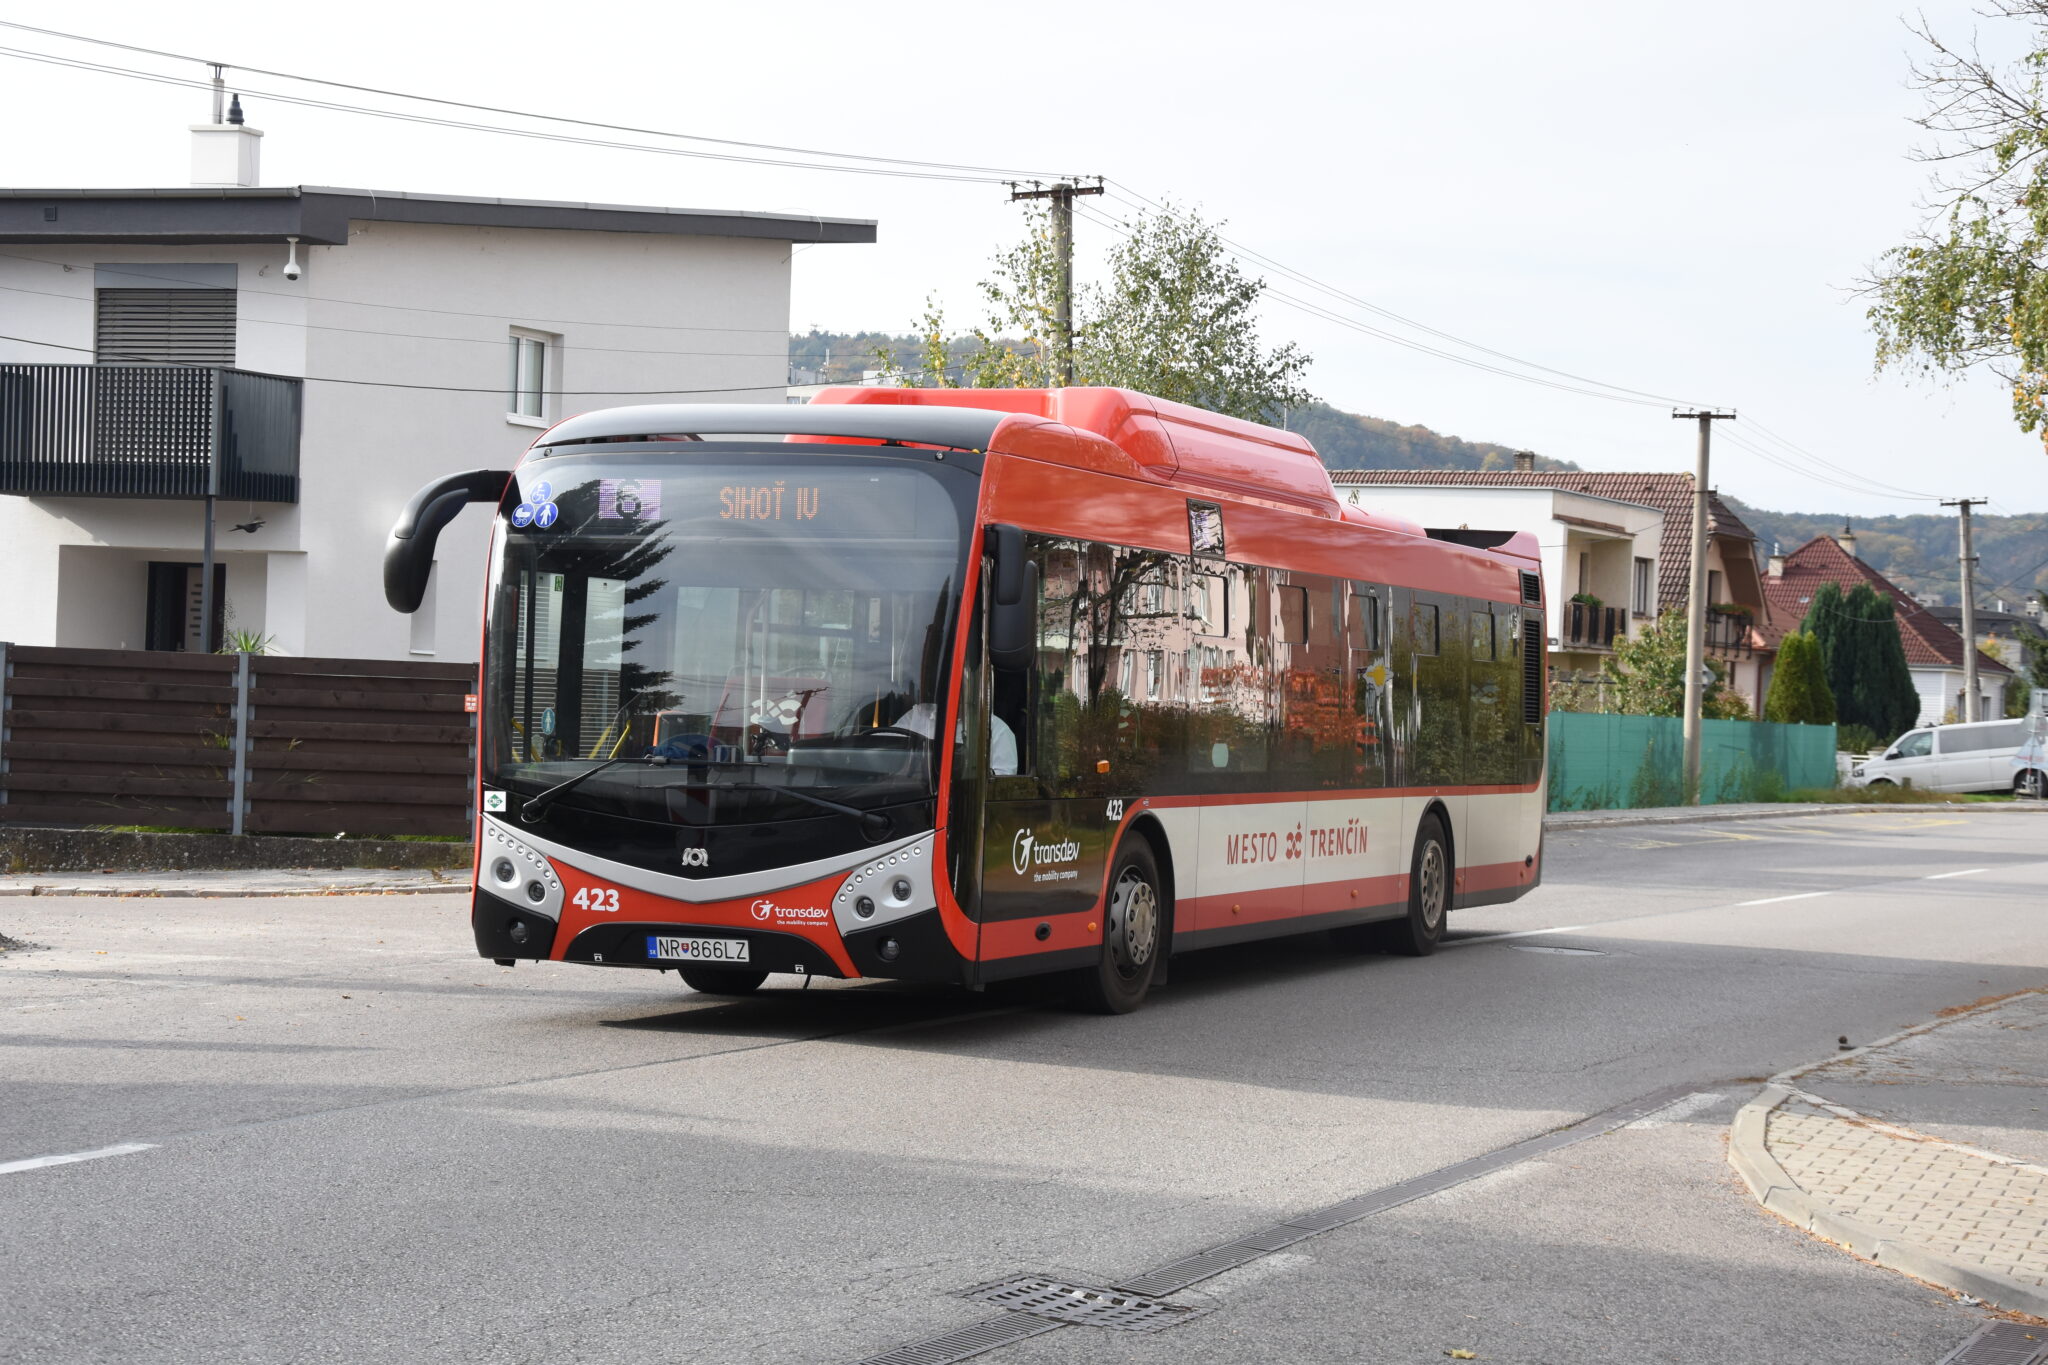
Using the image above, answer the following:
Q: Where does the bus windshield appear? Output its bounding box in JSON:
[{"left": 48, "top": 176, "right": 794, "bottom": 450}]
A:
[{"left": 481, "top": 452, "right": 972, "bottom": 828}]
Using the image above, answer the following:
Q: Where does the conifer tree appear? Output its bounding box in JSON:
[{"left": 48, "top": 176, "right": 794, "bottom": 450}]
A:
[{"left": 1763, "top": 631, "right": 1837, "bottom": 726}]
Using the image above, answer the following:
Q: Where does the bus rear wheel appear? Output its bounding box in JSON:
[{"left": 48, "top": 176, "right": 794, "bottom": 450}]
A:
[
  {"left": 1072, "top": 838, "right": 1164, "bottom": 1015},
  {"left": 1381, "top": 814, "right": 1449, "bottom": 957},
  {"left": 678, "top": 966, "right": 769, "bottom": 996}
]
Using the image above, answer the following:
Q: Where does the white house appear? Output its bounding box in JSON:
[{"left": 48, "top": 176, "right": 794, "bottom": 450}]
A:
[
  {"left": 1332, "top": 466, "right": 1779, "bottom": 711},
  {"left": 0, "top": 115, "right": 873, "bottom": 662},
  {"left": 1328, "top": 471, "right": 1663, "bottom": 679}
]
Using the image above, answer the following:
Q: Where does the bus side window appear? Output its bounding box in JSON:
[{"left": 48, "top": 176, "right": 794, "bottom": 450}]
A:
[
  {"left": 1411, "top": 601, "right": 1440, "bottom": 656},
  {"left": 1347, "top": 583, "right": 1387, "bottom": 787},
  {"left": 1409, "top": 594, "right": 1464, "bottom": 786},
  {"left": 1187, "top": 562, "right": 1268, "bottom": 781},
  {"left": 1275, "top": 572, "right": 1347, "bottom": 789}
]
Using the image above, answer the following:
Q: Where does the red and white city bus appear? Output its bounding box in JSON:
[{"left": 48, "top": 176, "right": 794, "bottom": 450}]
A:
[{"left": 384, "top": 388, "right": 1547, "bottom": 1013}]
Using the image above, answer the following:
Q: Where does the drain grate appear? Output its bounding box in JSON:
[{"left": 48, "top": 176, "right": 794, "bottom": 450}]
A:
[
  {"left": 1937, "top": 1322, "right": 2048, "bottom": 1365},
  {"left": 966, "top": 1276, "right": 1211, "bottom": 1332},
  {"left": 855, "top": 1313, "right": 1061, "bottom": 1365}
]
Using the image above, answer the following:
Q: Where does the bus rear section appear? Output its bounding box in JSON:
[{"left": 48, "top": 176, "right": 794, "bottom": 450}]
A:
[{"left": 384, "top": 387, "right": 1546, "bottom": 1012}]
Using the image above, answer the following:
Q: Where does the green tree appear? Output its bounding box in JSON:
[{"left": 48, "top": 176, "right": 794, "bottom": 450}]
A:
[
  {"left": 902, "top": 203, "right": 1314, "bottom": 421},
  {"left": 1763, "top": 631, "right": 1838, "bottom": 725},
  {"left": 1803, "top": 583, "right": 1920, "bottom": 741},
  {"left": 1601, "top": 610, "right": 1737, "bottom": 717},
  {"left": 1866, "top": 2, "right": 2048, "bottom": 448}
]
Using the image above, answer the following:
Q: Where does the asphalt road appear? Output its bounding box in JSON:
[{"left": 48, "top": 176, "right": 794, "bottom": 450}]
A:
[{"left": 3, "top": 807, "right": 2045, "bottom": 1365}]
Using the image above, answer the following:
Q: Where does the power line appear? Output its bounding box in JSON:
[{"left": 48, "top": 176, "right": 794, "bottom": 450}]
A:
[
  {"left": 0, "top": 28, "right": 1089, "bottom": 184},
  {"left": 1100, "top": 183, "right": 1718, "bottom": 410},
  {"left": 1072, "top": 203, "right": 1673, "bottom": 409},
  {"left": 0, "top": 45, "right": 1031, "bottom": 185}
]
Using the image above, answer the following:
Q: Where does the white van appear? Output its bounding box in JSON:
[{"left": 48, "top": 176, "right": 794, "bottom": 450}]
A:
[
  {"left": 1852, "top": 717, "right": 2034, "bottom": 794},
  {"left": 2014, "top": 724, "right": 2047, "bottom": 799}
]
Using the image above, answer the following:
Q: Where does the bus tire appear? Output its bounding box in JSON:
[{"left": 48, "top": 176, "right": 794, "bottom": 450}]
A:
[
  {"left": 678, "top": 966, "right": 769, "bottom": 995},
  {"left": 1072, "top": 838, "right": 1164, "bottom": 1015},
  {"left": 1382, "top": 813, "right": 1449, "bottom": 957}
]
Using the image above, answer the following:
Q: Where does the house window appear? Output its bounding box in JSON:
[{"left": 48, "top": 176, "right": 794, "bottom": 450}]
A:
[
  {"left": 508, "top": 329, "right": 556, "bottom": 422},
  {"left": 1707, "top": 569, "right": 1724, "bottom": 608},
  {"left": 1577, "top": 552, "right": 1590, "bottom": 596},
  {"left": 1632, "top": 557, "right": 1653, "bottom": 616},
  {"left": 96, "top": 287, "right": 236, "bottom": 365}
]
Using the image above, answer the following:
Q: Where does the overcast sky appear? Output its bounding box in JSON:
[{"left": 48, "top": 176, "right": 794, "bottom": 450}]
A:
[{"left": 5, "top": 0, "right": 2046, "bottom": 521}]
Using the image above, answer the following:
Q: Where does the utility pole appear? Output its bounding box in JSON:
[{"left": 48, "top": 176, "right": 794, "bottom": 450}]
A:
[
  {"left": 1007, "top": 179, "right": 1103, "bottom": 385},
  {"left": 1672, "top": 410, "right": 1737, "bottom": 803},
  {"left": 1943, "top": 497, "right": 1988, "bottom": 721}
]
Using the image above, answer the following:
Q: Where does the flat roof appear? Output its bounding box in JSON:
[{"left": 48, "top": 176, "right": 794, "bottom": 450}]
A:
[{"left": 0, "top": 185, "right": 876, "bottom": 247}]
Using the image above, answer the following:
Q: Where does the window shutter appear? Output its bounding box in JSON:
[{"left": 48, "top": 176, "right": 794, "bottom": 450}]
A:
[{"left": 95, "top": 288, "right": 237, "bottom": 365}]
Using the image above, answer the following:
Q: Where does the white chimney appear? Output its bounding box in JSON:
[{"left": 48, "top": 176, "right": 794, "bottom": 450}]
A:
[
  {"left": 191, "top": 94, "right": 262, "bottom": 188},
  {"left": 1767, "top": 542, "right": 1786, "bottom": 578}
]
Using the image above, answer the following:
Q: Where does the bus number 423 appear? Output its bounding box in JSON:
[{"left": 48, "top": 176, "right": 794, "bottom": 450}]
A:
[{"left": 572, "top": 887, "right": 621, "bottom": 913}]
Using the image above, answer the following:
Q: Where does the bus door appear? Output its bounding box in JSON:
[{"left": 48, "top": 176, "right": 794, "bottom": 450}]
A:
[{"left": 1191, "top": 566, "right": 1304, "bottom": 933}]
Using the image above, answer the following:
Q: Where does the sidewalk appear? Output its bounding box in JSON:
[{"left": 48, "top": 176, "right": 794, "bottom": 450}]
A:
[
  {"left": 0, "top": 866, "right": 462, "bottom": 897},
  {"left": 1730, "top": 989, "right": 2048, "bottom": 1317}
]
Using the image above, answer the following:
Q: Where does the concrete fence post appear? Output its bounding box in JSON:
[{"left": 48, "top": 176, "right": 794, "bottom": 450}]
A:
[{"left": 230, "top": 651, "right": 251, "bottom": 837}]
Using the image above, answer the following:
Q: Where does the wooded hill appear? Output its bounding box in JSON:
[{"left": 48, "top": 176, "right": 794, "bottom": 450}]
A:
[{"left": 1724, "top": 500, "right": 2047, "bottom": 608}]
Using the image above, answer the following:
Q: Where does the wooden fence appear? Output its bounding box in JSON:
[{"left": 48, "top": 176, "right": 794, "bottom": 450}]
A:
[{"left": 0, "top": 644, "right": 476, "bottom": 837}]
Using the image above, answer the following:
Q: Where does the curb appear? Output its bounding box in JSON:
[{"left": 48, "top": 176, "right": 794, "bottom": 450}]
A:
[
  {"left": 1547, "top": 802, "right": 2047, "bottom": 832},
  {"left": 1728, "top": 993, "right": 2048, "bottom": 1318},
  {"left": 0, "top": 882, "right": 455, "bottom": 899}
]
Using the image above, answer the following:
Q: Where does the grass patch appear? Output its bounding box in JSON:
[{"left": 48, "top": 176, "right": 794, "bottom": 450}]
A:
[
  {"left": 1780, "top": 785, "right": 2010, "bottom": 805},
  {"left": 95, "top": 824, "right": 224, "bottom": 835}
]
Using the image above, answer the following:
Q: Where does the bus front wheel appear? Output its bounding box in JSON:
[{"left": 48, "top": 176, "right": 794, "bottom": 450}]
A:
[
  {"left": 1072, "top": 838, "right": 1164, "bottom": 1015},
  {"left": 679, "top": 966, "right": 769, "bottom": 996}
]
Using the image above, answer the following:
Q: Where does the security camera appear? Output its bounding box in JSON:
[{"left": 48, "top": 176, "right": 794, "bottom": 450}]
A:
[
  {"left": 282, "top": 261, "right": 301, "bottom": 282},
  {"left": 282, "top": 235, "right": 301, "bottom": 282}
]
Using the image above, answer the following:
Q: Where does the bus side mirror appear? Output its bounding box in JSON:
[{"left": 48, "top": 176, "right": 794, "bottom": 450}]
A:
[
  {"left": 986, "top": 523, "right": 1036, "bottom": 673},
  {"left": 385, "top": 469, "right": 510, "bottom": 613}
]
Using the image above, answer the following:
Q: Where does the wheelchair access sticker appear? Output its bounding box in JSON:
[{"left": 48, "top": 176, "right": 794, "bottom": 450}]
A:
[{"left": 513, "top": 480, "right": 559, "bottom": 529}]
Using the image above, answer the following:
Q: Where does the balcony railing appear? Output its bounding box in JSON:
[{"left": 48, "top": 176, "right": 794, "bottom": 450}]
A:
[
  {"left": 1563, "top": 601, "right": 1623, "bottom": 650},
  {"left": 1706, "top": 608, "right": 1755, "bottom": 657},
  {"left": 0, "top": 364, "right": 301, "bottom": 502}
]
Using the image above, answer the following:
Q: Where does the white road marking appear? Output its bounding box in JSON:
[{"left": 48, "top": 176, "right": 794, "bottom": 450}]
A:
[
  {"left": 1736, "top": 891, "right": 1831, "bottom": 906},
  {"left": 1625, "top": 1091, "right": 1725, "bottom": 1129},
  {"left": 0, "top": 1142, "right": 155, "bottom": 1176},
  {"left": 1924, "top": 868, "right": 1988, "bottom": 880},
  {"left": 1445, "top": 924, "right": 1590, "bottom": 948}
]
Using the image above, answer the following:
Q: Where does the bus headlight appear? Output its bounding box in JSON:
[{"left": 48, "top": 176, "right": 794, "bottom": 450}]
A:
[
  {"left": 479, "top": 819, "right": 564, "bottom": 920},
  {"left": 833, "top": 832, "right": 935, "bottom": 936}
]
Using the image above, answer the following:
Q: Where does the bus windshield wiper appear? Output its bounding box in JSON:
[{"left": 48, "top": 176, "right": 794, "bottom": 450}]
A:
[
  {"left": 673, "top": 766, "right": 891, "bottom": 837},
  {"left": 519, "top": 754, "right": 669, "bottom": 824}
]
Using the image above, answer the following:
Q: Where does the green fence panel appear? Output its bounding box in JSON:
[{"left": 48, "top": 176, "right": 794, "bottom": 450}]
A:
[{"left": 1546, "top": 712, "right": 1836, "bottom": 812}]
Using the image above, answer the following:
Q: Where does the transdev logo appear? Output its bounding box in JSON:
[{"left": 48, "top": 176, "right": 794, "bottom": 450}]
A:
[
  {"left": 751, "top": 898, "right": 829, "bottom": 924},
  {"left": 1010, "top": 828, "right": 1081, "bottom": 878}
]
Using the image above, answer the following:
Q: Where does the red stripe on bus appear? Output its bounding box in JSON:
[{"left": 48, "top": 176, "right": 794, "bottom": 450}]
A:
[
  {"left": 1129, "top": 784, "right": 1539, "bottom": 810},
  {"left": 979, "top": 909, "right": 1103, "bottom": 960}
]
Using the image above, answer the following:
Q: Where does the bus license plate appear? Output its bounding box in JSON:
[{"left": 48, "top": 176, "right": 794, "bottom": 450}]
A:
[{"left": 647, "top": 935, "right": 749, "bottom": 964}]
